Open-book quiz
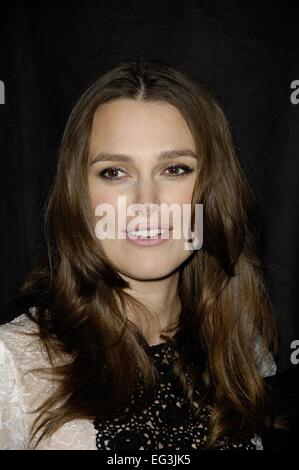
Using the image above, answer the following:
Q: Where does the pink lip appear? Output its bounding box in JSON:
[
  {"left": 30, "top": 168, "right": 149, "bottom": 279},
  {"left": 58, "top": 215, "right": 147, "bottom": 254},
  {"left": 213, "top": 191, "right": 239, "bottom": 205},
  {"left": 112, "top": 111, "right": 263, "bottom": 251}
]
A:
[
  {"left": 125, "top": 227, "right": 173, "bottom": 247},
  {"left": 124, "top": 224, "right": 172, "bottom": 232}
]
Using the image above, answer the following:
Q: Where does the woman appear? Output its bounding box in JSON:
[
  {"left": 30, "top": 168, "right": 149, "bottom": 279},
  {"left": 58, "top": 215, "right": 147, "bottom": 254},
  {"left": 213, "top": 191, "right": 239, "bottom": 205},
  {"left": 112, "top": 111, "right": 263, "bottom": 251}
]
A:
[{"left": 0, "top": 60, "right": 280, "bottom": 450}]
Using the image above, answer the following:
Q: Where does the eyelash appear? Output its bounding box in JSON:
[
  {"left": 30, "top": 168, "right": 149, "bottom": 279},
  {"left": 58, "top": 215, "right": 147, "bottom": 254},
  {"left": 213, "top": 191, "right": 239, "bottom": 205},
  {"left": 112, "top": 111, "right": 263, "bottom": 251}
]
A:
[{"left": 98, "top": 164, "right": 194, "bottom": 182}]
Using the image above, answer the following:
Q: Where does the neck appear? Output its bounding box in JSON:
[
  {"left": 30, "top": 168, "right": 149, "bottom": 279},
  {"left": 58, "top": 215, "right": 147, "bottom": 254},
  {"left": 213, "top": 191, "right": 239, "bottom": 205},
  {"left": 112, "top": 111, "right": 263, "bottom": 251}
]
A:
[{"left": 120, "top": 270, "right": 182, "bottom": 344}]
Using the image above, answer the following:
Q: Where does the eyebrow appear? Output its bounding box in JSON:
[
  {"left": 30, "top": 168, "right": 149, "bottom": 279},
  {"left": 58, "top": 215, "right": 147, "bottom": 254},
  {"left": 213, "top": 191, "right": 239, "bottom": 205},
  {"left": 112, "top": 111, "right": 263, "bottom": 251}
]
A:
[{"left": 89, "top": 149, "right": 198, "bottom": 165}]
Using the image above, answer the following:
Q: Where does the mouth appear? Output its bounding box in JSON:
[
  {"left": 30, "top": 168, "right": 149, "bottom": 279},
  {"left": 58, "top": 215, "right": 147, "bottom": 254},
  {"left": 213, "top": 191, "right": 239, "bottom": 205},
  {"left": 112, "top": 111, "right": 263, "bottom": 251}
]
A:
[{"left": 125, "top": 225, "right": 172, "bottom": 239}]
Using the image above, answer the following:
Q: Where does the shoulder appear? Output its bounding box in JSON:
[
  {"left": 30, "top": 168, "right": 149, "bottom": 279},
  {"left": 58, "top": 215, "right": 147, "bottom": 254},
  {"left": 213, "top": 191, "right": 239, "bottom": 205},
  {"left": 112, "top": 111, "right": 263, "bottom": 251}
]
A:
[
  {"left": 0, "top": 306, "right": 73, "bottom": 372},
  {"left": 0, "top": 307, "right": 39, "bottom": 339},
  {"left": 0, "top": 308, "right": 42, "bottom": 449},
  {"left": 0, "top": 307, "right": 46, "bottom": 369},
  {"left": 0, "top": 307, "right": 69, "bottom": 449}
]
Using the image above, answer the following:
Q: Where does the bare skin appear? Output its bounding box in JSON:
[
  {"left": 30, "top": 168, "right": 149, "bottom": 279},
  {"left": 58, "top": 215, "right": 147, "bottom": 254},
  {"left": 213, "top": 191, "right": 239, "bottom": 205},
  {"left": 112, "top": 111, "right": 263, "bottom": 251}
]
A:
[{"left": 88, "top": 99, "right": 198, "bottom": 344}]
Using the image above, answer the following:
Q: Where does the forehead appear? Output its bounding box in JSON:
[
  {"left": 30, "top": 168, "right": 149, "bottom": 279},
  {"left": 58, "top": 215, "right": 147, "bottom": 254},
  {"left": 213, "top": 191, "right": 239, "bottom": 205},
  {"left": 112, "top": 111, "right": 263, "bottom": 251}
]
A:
[{"left": 89, "top": 99, "right": 195, "bottom": 156}]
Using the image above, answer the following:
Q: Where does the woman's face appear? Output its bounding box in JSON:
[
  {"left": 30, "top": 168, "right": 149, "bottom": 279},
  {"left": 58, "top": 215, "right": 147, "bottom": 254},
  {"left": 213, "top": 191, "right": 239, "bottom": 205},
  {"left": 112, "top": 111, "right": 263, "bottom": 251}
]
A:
[{"left": 88, "top": 98, "right": 198, "bottom": 281}]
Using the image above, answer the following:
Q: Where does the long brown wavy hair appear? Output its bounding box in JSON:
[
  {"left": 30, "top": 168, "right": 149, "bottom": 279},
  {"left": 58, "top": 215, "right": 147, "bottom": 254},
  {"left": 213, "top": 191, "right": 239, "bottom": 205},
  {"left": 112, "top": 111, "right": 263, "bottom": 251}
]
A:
[{"left": 16, "top": 59, "right": 281, "bottom": 449}]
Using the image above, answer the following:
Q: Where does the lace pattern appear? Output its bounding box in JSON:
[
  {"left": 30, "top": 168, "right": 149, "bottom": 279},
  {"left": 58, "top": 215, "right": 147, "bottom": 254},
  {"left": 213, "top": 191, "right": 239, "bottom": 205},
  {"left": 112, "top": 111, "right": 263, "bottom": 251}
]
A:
[
  {"left": 0, "top": 308, "right": 274, "bottom": 449},
  {"left": 93, "top": 337, "right": 262, "bottom": 450}
]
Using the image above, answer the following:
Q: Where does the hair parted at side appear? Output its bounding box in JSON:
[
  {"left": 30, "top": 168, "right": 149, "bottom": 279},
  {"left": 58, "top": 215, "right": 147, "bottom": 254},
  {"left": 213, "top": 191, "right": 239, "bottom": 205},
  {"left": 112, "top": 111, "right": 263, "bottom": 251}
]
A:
[{"left": 16, "top": 59, "right": 282, "bottom": 448}]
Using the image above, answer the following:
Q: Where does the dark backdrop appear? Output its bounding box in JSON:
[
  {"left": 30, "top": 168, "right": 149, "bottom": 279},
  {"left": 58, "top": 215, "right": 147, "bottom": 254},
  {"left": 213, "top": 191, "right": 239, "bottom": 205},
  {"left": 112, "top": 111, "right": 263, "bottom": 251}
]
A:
[{"left": 0, "top": 0, "right": 298, "bottom": 447}]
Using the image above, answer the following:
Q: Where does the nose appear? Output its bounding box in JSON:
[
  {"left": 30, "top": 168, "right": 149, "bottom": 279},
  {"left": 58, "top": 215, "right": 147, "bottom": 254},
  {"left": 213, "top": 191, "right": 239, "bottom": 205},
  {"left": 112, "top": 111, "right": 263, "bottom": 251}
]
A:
[
  {"left": 134, "top": 178, "right": 161, "bottom": 207},
  {"left": 130, "top": 179, "right": 161, "bottom": 219}
]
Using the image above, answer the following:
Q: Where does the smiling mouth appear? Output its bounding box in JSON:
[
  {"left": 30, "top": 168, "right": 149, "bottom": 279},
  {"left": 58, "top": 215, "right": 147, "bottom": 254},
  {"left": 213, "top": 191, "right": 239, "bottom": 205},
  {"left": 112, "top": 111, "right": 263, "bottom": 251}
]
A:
[{"left": 126, "top": 228, "right": 172, "bottom": 239}]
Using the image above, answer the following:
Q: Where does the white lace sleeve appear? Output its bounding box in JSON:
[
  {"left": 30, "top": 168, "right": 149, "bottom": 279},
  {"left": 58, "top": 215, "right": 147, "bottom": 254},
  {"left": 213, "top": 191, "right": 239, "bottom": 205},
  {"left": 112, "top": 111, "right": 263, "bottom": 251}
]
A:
[
  {"left": 0, "top": 338, "right": 29, "bottom": 449},
  {"left": 254, "top": 334, "right": 277, "bottom": 378}
]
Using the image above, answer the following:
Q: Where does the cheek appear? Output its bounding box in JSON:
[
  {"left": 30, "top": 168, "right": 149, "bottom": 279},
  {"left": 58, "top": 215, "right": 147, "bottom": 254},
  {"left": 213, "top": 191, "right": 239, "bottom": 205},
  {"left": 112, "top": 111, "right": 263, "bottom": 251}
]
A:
[
  {"left": 166, "top": 180, "right": 195, "bottom": 205},
  {"left": 164, "top": 187, "right": 194, "bottom": 213},
  {"left": 164, "top": 186, "right": 195, "bottom": 240},
  {"left": 88, "top": 180, "right": 118, "bottom": 213},
  {"left": 176, "top": 190, "right": 193, "bottom": 204}
]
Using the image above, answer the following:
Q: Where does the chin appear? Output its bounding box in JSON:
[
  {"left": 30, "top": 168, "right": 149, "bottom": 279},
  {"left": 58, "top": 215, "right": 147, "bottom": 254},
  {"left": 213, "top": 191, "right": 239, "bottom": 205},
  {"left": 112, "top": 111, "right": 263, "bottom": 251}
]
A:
[{"left": 119, "top": 264, "right": 180, "bottom": 282}]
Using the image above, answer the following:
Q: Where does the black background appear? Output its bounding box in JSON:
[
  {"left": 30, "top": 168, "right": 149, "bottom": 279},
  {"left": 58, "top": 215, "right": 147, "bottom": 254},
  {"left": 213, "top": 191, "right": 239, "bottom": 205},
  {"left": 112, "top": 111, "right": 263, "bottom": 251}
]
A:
[{"left": 0, "top": 0, "right": 298, "bottom": 448}]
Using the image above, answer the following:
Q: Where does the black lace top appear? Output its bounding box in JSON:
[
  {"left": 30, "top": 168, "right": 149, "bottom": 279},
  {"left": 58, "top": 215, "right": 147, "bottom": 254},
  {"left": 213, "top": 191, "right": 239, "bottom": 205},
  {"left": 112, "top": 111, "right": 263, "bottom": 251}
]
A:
[{"left": 93, "top": 335, "right": 261, "bottom": 450}]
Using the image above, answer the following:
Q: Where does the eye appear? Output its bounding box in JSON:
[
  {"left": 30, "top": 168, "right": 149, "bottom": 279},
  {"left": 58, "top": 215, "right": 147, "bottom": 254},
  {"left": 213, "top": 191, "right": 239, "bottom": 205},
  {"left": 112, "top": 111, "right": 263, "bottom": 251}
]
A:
[
  {"left": 164, "top": 164, "right": 194, "bottom": 178},
  {"left": 98, "top": 164, "right": 194, "bottom": 182},
  {"left": 98, "top": 167, "right": 127, "bottom": 181}
]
